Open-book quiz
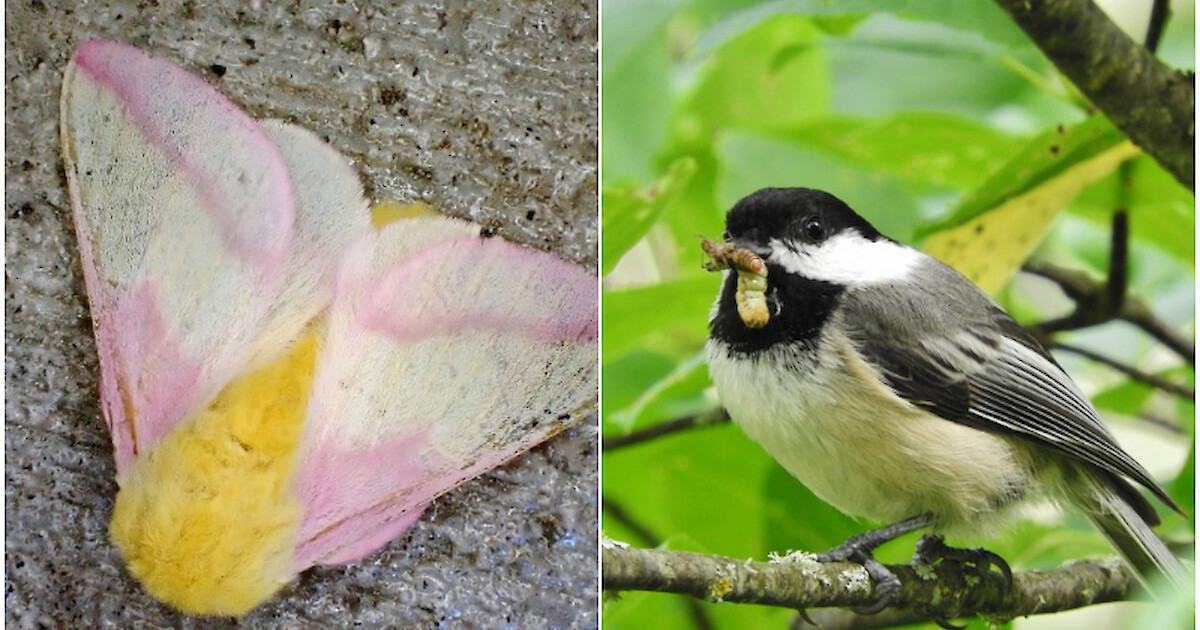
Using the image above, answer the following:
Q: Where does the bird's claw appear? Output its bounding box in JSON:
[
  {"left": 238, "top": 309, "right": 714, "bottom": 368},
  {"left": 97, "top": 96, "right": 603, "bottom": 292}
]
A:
[
  {"left": 933, "top": 617, "right": 968, "bottom": 630},
  {"left": 809, "top": 517, "right": 936, "bottom": 618},
  {"left": 913, "top": 534, "right": 1013, "bottom": 590},
  {"left": 817, "top": 543, "right": 901, "bottom": 614},
  {"left": 792, "top": 607, "right": 818, "bottom": 627}
]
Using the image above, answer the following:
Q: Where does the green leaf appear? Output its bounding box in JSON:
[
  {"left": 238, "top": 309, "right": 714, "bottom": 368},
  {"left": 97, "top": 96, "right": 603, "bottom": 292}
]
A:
[
  {"left": 601, "top": 0, "right": 688, "bottom": 74},
  {"left": 1001, "top": 519, "right": 1112, "bottom": 570},
  {"left": 601, "top": 350, "right": 715, "bottom": 436},
  {"left": 603, "top": 350, "right": 678, "bottom": 424},
  {"left": 1169, "top": 445, "right": 1194, "bottom": 515},
  {"left": 809, "top": 14, "right": 868, "bottom": 37},
  {"left": 687, "top": 0, "right": 1030, "bottom": 58},
  {"left": 677, "top": 14, "right": 830, "bottom": 134},
  {"left": 654, "top": 143, "right": 728, "bottom": 265},
  {"left": 603, "top": 29, "right": 675, "bottom": 184},
  {"left": 602, "top": 422, "right": 770, "bottom": 555},
  {"left": 601, "top": 590, "right": 694, "bottom": 630},
  {"left": 1128, "top": 587, "right": 1197, "bottom": 630},
  {"left": 922, "top": 116, "right": 1134, "bottom": 232},
  {"left": 602, "top": 158, "right": 698, "bottom": 276},
  {"left": 602, "top": 276, "right": 716, "bottom": 361},
  {"left": 1073, "top": 155, "right": 1195, "bottom": 266},
  {"left": 718, "top": 131, "right": 923, "bottom": 241},
  {"left": 1092, "top": 380, "right": 1155, "bottom": 417},
  {"left": 778, "top": 112, "right": 1025, "bottom": 190},
  {"left": 651, "top": 14, "right": 835, "bottom": 255},
  {"left": 760, "top": 466, "right": 860, "bottom": 553},
  {"left": 606, "top": 352, "right": 711, "bottom": 433}
]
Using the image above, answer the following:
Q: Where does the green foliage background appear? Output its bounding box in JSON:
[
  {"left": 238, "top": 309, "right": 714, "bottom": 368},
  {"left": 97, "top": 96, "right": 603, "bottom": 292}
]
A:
[{"left": 600, "top": 1, "right": 1195, "bottom": 628}]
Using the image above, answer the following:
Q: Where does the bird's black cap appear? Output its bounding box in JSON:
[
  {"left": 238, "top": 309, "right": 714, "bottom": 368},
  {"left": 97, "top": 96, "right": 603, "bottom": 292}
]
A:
[{"left": 724, "top": 188, "right": 885, "bottom": 246}]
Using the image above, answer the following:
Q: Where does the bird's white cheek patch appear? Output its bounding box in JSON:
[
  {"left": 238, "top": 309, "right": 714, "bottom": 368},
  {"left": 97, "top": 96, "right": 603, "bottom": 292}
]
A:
[{"left": 769, "top": 232, "right": 922, "bottom": 285}]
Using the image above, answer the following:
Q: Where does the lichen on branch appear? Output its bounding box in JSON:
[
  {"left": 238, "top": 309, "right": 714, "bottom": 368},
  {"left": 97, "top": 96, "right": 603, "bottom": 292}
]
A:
[{"left": 602, "top": 543, "right": 1141, "bottom": 624}]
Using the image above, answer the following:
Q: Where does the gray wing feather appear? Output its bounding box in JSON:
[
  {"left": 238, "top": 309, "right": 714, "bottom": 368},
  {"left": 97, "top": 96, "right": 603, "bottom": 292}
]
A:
[{"left": 838, "top": 261, "right": 1179, "bottom": 513}]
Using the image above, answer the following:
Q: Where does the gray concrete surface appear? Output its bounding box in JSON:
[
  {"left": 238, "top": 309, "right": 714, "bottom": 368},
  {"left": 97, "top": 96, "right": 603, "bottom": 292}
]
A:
[{"left": 5, "top": 2, "right": 598, "bottom": 627}]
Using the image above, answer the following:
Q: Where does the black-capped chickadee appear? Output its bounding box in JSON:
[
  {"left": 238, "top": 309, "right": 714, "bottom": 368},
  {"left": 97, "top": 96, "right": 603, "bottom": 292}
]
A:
[{"left": 704, "top": 187, "right": 1188, "bottom": 605}]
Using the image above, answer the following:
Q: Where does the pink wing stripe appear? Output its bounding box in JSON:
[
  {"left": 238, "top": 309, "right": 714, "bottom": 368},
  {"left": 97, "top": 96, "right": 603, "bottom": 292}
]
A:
[
  {"left": 103, "top": 282, "right": 207, "bottom": 469},
  {"left": 360, "top": 237, "right": 598, "bottom": 344},
  {"left": 67, "top": 41, "right": 299, "bottom": 467},
  {"left": 71, "top": 40, "right": 292, "bottom": 270},
  {"left": 291, "top": 234, "right": 596, "bottom": 568},
  {"left": 292, "top": 430, "right": 438, "bottom": 568},
  {"left": 77, "top": 242, "right": 134, "bottom": 469},
  {"left": 308, "top": 505, "right": 429, "bottom": 567},
  {"left": 292, "top": 426, "right": 553, "bottom": 569}
]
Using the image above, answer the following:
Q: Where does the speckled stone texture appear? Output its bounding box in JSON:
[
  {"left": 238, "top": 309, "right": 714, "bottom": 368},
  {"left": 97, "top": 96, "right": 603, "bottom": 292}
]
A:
[{"left": 5, "top": 2, "right": 598, "bottom": 628}]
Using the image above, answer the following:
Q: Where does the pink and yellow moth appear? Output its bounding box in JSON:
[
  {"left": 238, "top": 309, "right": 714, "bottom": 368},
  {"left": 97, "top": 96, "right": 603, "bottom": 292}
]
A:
[{"left": 59, "top": 39, "right": 598, "bottom": 616}]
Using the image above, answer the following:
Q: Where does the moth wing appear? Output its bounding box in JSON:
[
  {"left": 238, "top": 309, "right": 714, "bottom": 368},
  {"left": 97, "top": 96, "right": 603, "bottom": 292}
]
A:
[
  {"left": 60, "top": 40, "right": 369, "bottom": 471},
  {"left": 292, "top": 218, "right": 598, "bottom": 567},
  {"left": 255, "top": 120, "right": 371, "bottom": 361}
]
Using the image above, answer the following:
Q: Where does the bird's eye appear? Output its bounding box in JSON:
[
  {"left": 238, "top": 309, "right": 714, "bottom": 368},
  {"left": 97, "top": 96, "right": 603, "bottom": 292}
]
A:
[
  {"left": 722, "top": 230, "right": 731, "bottom": 241},
  {"left": 802, "top": 216, "right": 826, "bottom": 242}
]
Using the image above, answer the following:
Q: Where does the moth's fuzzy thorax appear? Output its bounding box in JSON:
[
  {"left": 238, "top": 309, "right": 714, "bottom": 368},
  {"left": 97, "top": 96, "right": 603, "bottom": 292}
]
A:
[{"left": 110, "top": 333, "right": 319, "bottom": 616}]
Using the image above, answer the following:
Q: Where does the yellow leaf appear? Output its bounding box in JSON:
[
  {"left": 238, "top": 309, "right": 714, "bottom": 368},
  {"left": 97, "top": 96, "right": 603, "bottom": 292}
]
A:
[{"left": 924, "top": 141, "right": 1140, "bottom": 295}]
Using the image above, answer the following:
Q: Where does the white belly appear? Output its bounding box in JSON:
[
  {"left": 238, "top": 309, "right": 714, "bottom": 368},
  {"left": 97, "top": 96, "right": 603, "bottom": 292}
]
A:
[{"left": 706, "top": 332, "right": 1031, "bottom": 532}]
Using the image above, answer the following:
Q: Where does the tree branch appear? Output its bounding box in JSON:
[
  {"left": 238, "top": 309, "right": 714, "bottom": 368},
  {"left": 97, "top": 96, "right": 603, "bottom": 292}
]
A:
[
  {"left": 602, "top": 501, "right": 716, "bottom": 629},
  {"left": 1105, "top": 209, "right": 1129, "bottom": 309},
  {"left": 1119, "top": 300, "right": 1196, "bottom": 366},
  {"left": 790, "top": 607, "right": 946, "bottom": 630},
  {"left": 1144, "top": 0, "right": 1171, "bottom": 53},
  {"left": 1050, "top": 341, "right": 1194, "bottom": 401},
  {"left": 602, "top": 408, "right": 730, "bottom": 451},
  {"left": 1023, "top": 260, "right": 1195, "bottom": 364},
  {"left": 603, "top": 495, "right": 663, "bottom": 548},
  {"left": 602, "top": 543, "right": 1141, "bottom": 624},
  {"left": 991, "top": 0, "right": 1195, "bottom": 190}
]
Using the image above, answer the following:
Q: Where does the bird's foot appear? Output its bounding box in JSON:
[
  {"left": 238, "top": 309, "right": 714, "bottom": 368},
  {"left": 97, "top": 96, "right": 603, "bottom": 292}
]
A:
[
  {"left": 911, "top": 535, "right": 1011, "bottom": 629},
  {"left": 816, "top": 535, "right": 902, "bottom": 614},
  {"left": 912, "top": 534, "right": 1013, "bottom": 590},
  {"left": 814, "top": 516, "right": 934, "bottom": 615}
]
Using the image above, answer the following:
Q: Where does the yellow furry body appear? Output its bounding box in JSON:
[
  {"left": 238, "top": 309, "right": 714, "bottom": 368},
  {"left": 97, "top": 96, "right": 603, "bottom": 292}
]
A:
[
  {"left": 110, "top": 333, "right": 318, "bottom": 615},
  {"left": 370, "top": 200, "right": 439, "bottom": 228}
]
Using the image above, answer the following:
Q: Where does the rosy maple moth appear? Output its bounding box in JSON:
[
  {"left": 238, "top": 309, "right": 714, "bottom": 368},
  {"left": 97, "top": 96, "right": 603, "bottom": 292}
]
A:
[{"left": 59, "top": 39, "right": 597, "bottom": 616}]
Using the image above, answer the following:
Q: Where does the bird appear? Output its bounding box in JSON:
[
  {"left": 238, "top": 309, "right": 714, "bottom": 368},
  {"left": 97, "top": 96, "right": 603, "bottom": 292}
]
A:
[{"left": 702, "top": 187, "right": 1188, "bottom": 611}]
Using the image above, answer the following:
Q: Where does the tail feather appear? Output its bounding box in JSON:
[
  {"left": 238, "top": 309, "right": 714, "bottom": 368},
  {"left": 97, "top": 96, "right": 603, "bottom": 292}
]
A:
[{"left": 1071, "top": 472, "right": 1190, "bottom": 596}]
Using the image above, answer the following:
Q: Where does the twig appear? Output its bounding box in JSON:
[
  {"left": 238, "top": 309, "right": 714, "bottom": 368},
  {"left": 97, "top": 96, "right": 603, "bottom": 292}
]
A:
[
  {"left": 791, "top": 607, "right": 949, "bottom": 630},
  {"left": 991, "top": 0, "right": 1194, "bottom": 190},
  {"left": 1023, "top": 260, "right": 1195, "bottom": 364},
  {"left": 1023, "top": 193, "right": 1194, "bottom": 366},
  {"left": 603, "top": 544, "right": 1140, "bottom": 623},
  {"left": 601, "top": 501, "right": 715, "bottom": 630},
  {"left": 1050, "top": 342, "right": 1194, "bottom": 402},
  {"left": 602, "top": 409, "right": 730, "bottom": 451},
  {"left": 600, "top": 501, "right": 710, "bottom": 628},
  {"left": 1144, "top": 0, "right": 1171, "bottom": 53},
  {"left": 1106, "top": 210, "right": 1128, "bottom": 309},
  {"left": 1119, "top": 300, "right": 1196, "bottom": 366},
  {"left": 1136, "top": 412, "right": 1190, "bottom": 437},
  {"left": 602, "top": 495, "right": 661, "bottom": 548}
]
